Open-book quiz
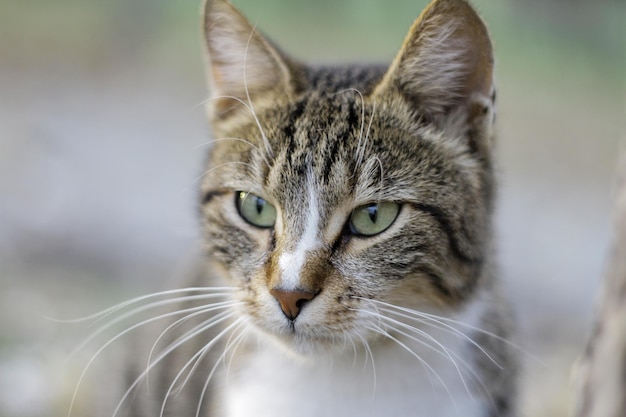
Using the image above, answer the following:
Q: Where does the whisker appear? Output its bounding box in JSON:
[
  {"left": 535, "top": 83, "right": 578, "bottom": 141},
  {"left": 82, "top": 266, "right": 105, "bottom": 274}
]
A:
[
  {"left": 225, "top": 322, "right": 251, "bottom": 381},
  {"left": 355, "top": 330, "right": 377, "bottom": 398},
  {"left": 193, "top": 94, "right": 253, "bottom": 113},
  {"left": 69, "top": 294, "right": 235, "bottom": 360},
  {"left": 91, "top": 293, "right": 234, "bottom": 329},
  {"left": 360, "top": 308, "right": 463, "bottom": 371},
  {"left": 365, "top": 323, "right": 459, "bottom": 415},
  {"left": 150, "top": 305, "right": 244, "bottom": 374},
  {"left": 67, "top": 300, "right": 238, "bottom": 417},
  {"left": 336, "top": 322, "right": 359, "bottom": 370},
  {"left": 188, "top": 161, "right": 256, "bottom": 190},
  {"left": 374, "top": 313, "right": 473, "bottom": 400},
  {"left": 52, "top": 287, "right": 236, "bottom": 324},
  {"left": 175, "top": 316, "right": 247, "bottom": 397},
  {"left": 147, "top": 309, "right": 234, "bottom": 369},
  {"left": 192, "top": 137, "right": 262, "bottom": 152},
  {"left": 348, "top": 332, "right": 358, "bottom": 368},
  {"left": 416, "top": 309, "right": 542, "bottom": 365},
  {"left": 355, "top": 297, "right": 501, "bottom": 404},
  {"left": 378, "top": 305, "right": 501, "bottom": 369},
  {"left": 195, "top": 319, "right": 251, "bottom": 417},
  {"left": 358, "top": 303, "right": 462, "bottom": 397},
  {"left": 389, "top": 319, "right": 493, "bottom": 403},
  {"left": 146, "top": 308, "right": 236, "bottom": 391},
  {"left": 385, "top": 311, "right": 494, "bottom": 402},
  {"left": 360, "top": 99, "right": 376, "bottom": 168},
  {"left": 243, "top": 25, "right": 273, "bottom": 159},
  {"left": 191, "top": 94, "right": 272, "bottom": 169},
  {"left": 354, "top": 297, "right": 502, "bottom": 368},
  {"left": 111, "top": 310, "right": 240, "bottom": 417},
  {"left": 158, "top": 317, "right": 246, "bottom": 417}
]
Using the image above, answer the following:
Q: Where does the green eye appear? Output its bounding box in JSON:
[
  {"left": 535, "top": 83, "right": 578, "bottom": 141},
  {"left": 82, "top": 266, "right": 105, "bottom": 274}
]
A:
[
  {"left": 236, "top": 191, "right": 277, "bottom": 228},
  {"left": 349, "top": 202, "right": 400, "bottom": 237}
]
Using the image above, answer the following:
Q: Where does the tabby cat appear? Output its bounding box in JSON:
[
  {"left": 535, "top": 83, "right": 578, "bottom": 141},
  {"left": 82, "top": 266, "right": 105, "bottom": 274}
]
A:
[{"left": 88, "top": 0, "right": 518, "bottom": 416}]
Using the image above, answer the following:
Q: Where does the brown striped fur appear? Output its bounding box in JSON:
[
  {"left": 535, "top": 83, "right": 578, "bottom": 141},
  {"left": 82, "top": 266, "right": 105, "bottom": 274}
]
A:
[{"left": 95, "top": 1, "right": 518, "bottom": 416}]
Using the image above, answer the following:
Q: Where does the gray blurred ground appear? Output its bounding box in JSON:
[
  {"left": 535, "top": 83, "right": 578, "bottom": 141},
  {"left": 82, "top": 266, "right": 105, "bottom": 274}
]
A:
[{"left": 1, "top": 1, "right": 624, "bottom": 416}]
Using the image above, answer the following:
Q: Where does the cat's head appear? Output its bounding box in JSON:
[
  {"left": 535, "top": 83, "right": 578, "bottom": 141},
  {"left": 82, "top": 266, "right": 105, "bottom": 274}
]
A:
[{"left": 200, "top": 0, "right": 496, "bottom": 356}]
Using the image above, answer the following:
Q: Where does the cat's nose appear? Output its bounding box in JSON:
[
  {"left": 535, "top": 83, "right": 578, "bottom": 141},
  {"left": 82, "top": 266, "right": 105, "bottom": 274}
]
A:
[{"left": 269, "top": 288, "right": 317, "bottom": 320}]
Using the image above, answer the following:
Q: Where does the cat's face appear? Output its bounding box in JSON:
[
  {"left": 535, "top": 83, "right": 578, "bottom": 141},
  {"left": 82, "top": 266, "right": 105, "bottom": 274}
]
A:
[{"left": 200, "top": 0, "right": 495, "bottom": 356}]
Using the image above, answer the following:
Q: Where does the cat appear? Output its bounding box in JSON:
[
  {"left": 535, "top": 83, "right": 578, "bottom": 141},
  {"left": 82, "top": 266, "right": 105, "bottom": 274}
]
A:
[{"left": 84, "top": 0, "right": 518, "bottom": 416}]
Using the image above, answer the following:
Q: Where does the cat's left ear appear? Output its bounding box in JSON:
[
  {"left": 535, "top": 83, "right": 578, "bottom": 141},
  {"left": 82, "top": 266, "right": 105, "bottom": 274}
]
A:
[
  {"left": 373, "top": 0, "right": 495, "bottom": 127},
  {"left": 202, "top": 0, "right": 299, "bottom": 120}
]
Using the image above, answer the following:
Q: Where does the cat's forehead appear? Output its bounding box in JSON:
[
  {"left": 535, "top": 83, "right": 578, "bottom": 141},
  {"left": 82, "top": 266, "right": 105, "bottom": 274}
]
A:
[
  {"left": 263, "top": 97, "right": 362, "bottom": 208},
  {"left": 207, "top": 83, "right": 472, "bottom": 210},
  {"left": 260, "top": 98, "right": 431, "bottom": 205},
  {"left": 277, "top": 91, "right": 369, "bottom": 133}
]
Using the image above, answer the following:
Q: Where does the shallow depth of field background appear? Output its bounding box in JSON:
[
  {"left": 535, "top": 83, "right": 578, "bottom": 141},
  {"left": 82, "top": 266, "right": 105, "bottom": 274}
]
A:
[{"left": 1, "top": 0, "right": 624, "bottom": 416}]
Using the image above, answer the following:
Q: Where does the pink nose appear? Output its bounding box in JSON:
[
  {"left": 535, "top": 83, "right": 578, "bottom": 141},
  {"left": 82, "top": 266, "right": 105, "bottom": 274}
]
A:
[{"left": 269, "top": 288, "right": 317, "bottom": 320}]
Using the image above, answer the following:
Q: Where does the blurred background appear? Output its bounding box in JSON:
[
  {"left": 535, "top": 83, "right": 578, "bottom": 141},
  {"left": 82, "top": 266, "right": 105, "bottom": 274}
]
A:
[{"left": 1, "top": 0, "right": 624, "bottom": 416}]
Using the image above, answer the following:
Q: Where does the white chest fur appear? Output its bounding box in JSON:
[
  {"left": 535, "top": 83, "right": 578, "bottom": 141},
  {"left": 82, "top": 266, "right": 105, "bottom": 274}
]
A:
[{"left": 218, "top": 301, "right": 490, "bottom": 417}]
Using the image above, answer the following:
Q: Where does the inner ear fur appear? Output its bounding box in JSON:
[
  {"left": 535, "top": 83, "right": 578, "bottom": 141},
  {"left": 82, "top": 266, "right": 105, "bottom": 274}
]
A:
[
  {"left": 374, "top": 0, "right": 494, "bottom": 119},
  {"left": 202, "top": 0, "right": 299, "bottom": 119}
]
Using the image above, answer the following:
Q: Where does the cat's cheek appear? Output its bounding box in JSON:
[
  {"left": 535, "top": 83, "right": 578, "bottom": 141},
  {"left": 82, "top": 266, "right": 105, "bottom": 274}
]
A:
[{"left": 384, "top": 272, "right": 450, "bottom": 310}]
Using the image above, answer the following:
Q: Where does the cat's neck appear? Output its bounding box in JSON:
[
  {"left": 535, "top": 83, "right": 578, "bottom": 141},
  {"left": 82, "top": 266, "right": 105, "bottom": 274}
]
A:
[{"left": 217, "top": 293, "right": 492, "bottom": 417}]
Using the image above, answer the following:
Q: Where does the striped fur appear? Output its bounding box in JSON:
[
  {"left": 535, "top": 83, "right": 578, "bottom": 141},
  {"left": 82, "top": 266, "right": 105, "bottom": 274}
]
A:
[{"left": 95, "top": 1, "right": 518, "bottom": 416}]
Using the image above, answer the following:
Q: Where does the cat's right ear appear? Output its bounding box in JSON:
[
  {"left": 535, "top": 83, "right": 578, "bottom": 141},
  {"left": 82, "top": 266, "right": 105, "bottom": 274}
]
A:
[
  {"left": 373, "top": 0, "right": 494, "bottom": 122},
  {"left": 202, "top": 0, "right": 297, "bottom": 120}
]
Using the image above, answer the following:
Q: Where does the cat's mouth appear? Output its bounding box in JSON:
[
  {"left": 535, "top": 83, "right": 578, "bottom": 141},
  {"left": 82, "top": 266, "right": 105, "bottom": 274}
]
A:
[
  {"left": 267, "top": 319, "right": 332, "bottom": 340},
  {"left": 272, "top": 328, "right": 348, "bottom": 356},
  {"left": 238, "top": 288, "right": 362, "bottom": 354},
  {"left": 249, "top": 311, "right": 351, "bottom": 355}
]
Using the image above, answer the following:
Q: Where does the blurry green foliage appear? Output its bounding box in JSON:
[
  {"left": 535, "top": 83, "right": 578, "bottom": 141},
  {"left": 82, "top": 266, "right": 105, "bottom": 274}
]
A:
[{"left": 3, "top": 0, "right": 624, "bottom": 89}]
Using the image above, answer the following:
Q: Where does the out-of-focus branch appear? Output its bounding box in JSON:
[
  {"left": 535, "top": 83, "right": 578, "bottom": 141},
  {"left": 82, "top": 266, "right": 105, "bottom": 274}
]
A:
[{"left": 573, "top": 155, "right": 626, "bottom": 417}]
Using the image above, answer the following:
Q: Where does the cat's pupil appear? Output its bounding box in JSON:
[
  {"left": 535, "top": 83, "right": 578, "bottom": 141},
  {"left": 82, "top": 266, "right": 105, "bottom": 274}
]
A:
[
  {"left": 367, "top": 205, "right": 378, "bottom": 223},
  {"left": 255, "top": 197, "right": 264, "bottom": 214}
]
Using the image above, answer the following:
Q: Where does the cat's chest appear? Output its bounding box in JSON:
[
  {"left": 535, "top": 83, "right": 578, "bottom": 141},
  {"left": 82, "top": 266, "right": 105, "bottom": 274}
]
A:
[{"left": 217, "top": 334, "right": 486, "bottom": 417}]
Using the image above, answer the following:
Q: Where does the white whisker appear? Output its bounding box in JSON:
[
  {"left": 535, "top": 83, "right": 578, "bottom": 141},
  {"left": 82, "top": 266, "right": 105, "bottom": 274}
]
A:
[
  {"left": 243, "top": 25, "right": 273, "bottom": 159},
  {"left": 146, "top": 308, "right": 237, "bottom": 391},
  {"left": 376, "top": 313, "right": 495, "bottom": 409},
  {"left": 355, "top": 330, "right": 377, "bottom": 398},
  {"left": 416, "top": 309, "right": 541, "bottom": 365},
  {"left": 365, "top": 323, "right": 459, "bottom": 415},
  {"left": 348, "top": 88, "right": 366, "bottom": 165},
  {"left": 67, "top": 300, "right": 238, "bottom": 417},
  {"left": 111, "top": 311, "right": 240, "bottom": 417},
  {"left": 192, "top": 137, "right": 262, "bottom": 152},
  {"left": 150, "top": 306, "right": 244, "bottom": 376},
  {"left": 205, "top": 317, "right": 247, "bottom": 385},
  {"left": 385, "top": 306, "right": 501, "bottom": 369},
  {"left": 374, "top": 312, "right": 473, "bottom": 400},
  {"left": 358, "top": 298, "right": 483, "bottom": 399},
  {"left": 193, "top": 94, "right": 251, "bottom": 112},
  {"left": 195, "top": 318, "right": 250, "bottom": 417},
  {"left": 70, "top": 293, "right": 235, "bottom": 360},
  {"left": 188, "top": 161, "right": 256, "bottom": 190},
  {"left": 191, "top": 95, "right": 272, "bottom": 169},
  {"left": 360, "top": 99, "right": 376, "bottom": 167},
  {"left": 158, "top": 317, "right": 246, "bottom": 417},
  {"left": 53, "top": 287, "right": 236, "bottom": 324},
  {"left": 91, "top": 293, "right": 234, "bottom": 329},
  {"left": 225, "top": 322, "right": 251, "bottom": 381},
  {"left": 349, "top": 333, "right": 359, "bottom": 368},
  {"left": 354, "top": 297, "right": 502, "bottom": 368}
]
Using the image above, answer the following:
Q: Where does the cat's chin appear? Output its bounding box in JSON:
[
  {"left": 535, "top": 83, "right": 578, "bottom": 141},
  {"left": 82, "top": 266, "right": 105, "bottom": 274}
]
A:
[
  {"left": 276, "top": 335, "right": 352, "bottom": 361},
  {"left": 252, "top": 325, "right": 353, "bottom": 360}
]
